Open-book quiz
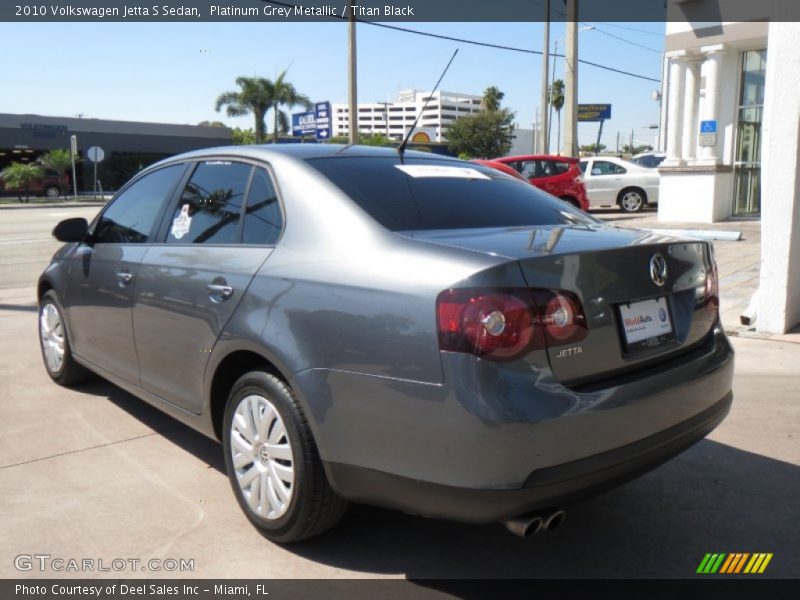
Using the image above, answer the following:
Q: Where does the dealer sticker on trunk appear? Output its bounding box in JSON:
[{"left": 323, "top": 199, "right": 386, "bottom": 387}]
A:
[
  {"left": 395, "top": 165, "right": 490, "bottom": 179},
  {"left": 619, "top": 296, "right": 673, "bottom": 345}
]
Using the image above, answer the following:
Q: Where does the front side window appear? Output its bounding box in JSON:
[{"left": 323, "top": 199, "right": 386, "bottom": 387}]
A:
[
  {"left": 166, "top": 161, "right": 252, "bottom": 244},
  {"left": 591, "top": 161, "right": 623, "bottom": 176},
  {"left": 93, "top": 164, "right": 184, "bottom": 244}
]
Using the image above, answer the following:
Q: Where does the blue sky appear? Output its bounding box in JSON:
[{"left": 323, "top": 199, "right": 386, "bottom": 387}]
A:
[{"left": 0, "top": 20, "right": 665, "bottom": 149}]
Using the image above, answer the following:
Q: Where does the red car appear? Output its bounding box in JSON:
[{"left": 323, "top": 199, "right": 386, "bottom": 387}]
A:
[
  {"left": 489, "top": 154, "right": 589, "bottom": 211},
  {"left": 0, "top": 168, "right": 70, "bottom": 199},
  {"left": 470, "top": 159, "right": 530, "bottom": 183}
]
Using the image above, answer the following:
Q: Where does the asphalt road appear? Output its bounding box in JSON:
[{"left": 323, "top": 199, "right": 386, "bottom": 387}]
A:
[{"left": 0, "top": 206, "right": 798, "bottom": 580}]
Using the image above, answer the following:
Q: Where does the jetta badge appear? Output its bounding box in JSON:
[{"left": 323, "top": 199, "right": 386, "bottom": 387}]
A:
[{"left": 650, "top": 253, "right": 668, "bottom": 287}]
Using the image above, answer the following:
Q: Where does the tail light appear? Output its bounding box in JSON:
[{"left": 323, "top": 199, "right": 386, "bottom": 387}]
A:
[
  {"left": 705, "top": 262, "right": 719, "bottom": 315},
  {"left": 436, "top": 288, "right": 588, "bottom": 361}
]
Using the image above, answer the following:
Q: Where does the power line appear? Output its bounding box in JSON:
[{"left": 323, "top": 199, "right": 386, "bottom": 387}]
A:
[
  {"left": 257, "top": 0, "right": 661, "bottom": 84},
  {"left": 364, "top": 22, "right": 661, "bottom": 83},
  {"left": 585, "top": 24, "right": 663, "bottom": 54},
  {"left": 590, "top": 21, "right": 665, "bottom": 37}
]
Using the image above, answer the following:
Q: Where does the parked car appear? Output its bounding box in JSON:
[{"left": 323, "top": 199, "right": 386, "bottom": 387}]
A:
[
  {"left": 39, "top": 145, "right": 732, "bottom": 542},
  {"left": 579, "top": 156, "right": 660, "bottom": 212},
  {"left": 0, "top": 167, "right": 69, "bottom": 198},
  {"left": 470, "top": 159, "right": 530, "bottom": 183},
  {"left": 490, "top": 154, "right": 590, "bottom": 211},
  {"left": 631, "top": 152, "right": 667, "bottom": 169}
]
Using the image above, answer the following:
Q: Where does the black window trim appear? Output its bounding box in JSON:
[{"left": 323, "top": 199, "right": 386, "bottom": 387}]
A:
[{"left": 151, "top": 155, "right": 286, "bottom": 248}]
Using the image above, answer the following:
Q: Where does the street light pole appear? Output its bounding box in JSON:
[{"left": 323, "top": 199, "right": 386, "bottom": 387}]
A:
[
  {"left": 347, "top": 0, "right": 358, "bottom": 145},
  {"left": 539, "top": 0, "right": 550, "bottom": 154}
]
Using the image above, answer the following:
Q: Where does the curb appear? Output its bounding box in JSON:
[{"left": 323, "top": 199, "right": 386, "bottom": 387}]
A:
[{"left": 0, "top": 202, "right": 106, "bottom": 210}]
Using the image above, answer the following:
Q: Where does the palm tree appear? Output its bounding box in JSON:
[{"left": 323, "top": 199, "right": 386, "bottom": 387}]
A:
[
  {"left": 215, "top": 72, "right": 311, "bottom": 145},
  {"left": 1, "top": 162, "right": 43, "bottom": 202},
  {"left": 481, "top": 86, "right": 505, "bottom": 112},
  {"left": 37, "top": 148, "right": 79, "bottom": 176},
  {"left": 215, "top": 76, "right": 274, "bottom": 143},
  {"left": 270, "top": 70, "right": 312, "bottom": 144},
  {"left": 549, "top": 79, "right": 565, "bottom": 155}
]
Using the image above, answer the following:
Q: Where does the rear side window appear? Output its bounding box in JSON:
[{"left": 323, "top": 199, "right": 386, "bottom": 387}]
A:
[
  {"left": 167, "top": 161, "right": 252, "bottom": 244},
  {"left": 308, "top": 157, "right": 596, "bottom": 231},
  {"left": 242, "top": 168, "right": 283, "bottom": 245},
  {"left": 94, "top": 164, "right": 184, "bottom": 244},
  {"left": 552, "top": 161, "right": 571, "bottom": 174}
]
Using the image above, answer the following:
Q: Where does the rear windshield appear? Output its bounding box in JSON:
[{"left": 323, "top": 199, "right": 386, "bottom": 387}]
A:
[{"left": 308, "top": 157, "right": 598, "bottom": 231}]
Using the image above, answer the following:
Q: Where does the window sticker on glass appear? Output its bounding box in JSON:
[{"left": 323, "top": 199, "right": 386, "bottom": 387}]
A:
[
  {"left": 170, "top": 204, "right": 192, "bottom": 239},
  {"left": 395, "top": 165, "right": 491, "bottom": 180}
]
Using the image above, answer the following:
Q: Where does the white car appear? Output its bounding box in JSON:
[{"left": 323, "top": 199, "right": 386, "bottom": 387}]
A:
[{"left": 579, "top": 156, "right": 660, "bottom": 212}]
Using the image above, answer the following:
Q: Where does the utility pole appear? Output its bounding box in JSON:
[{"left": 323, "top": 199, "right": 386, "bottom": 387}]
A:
[
  {"left": 347, "top": 0, "right": 358, "bottom": 145},
  {"left": 616, "top": 131, "right": 620, "bottom": 154},
  {"left": 539, "top": 1, "right": 550, "bottom": 154},
  {"left": 563, "top": 0, "right": 579, "bottom": 158}
]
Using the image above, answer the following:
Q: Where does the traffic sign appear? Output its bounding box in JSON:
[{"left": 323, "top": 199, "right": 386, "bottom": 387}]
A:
[
  {"left": 315, "top": 101, "right": 332, "bottom": 141},
  {"left": 578, "top": 104, "right": 612, "bottom": 122},
  {"left": 700, "top": 120, "right": 718, "bottom": 134},
  {"left": 699, "top": 120, "right": 718, "bottom": 147},
  {"left": 292, "top": 111, "right": 316, "bottom": 137},
  {"left": 86, "top": 146, "right": 105, "bottom": 162}
]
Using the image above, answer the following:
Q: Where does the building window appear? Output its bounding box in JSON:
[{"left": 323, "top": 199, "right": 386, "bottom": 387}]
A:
[{"left": 733, "top": 49, "right": 766, "bottom": 217}]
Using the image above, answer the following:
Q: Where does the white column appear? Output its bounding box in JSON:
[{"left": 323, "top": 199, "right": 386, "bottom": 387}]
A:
[
  {"left": 681, "top": 59, "right": 701, "bottom": 161},
  {"left": 699, "top": 45, "right": 726, "bottom": 161},
  {"left": 664, "top": 53, "right": 687, "bottom": 164},
  {"left": 758, "top": 23, "right": 800, "bottom": 333}
]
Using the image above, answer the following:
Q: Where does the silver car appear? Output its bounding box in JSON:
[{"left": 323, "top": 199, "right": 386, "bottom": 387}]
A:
[
  {"left": 580, "top": 156, "right": 660, "bottom": 212},
  {"left": 38, "top": 145, "right": 733, "bottom": 542}
]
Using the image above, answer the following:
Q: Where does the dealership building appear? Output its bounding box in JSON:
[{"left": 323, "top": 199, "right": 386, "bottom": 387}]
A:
[
  {"left": 0, "top": 113, "right": 232, "bottom": 191},
  {"left": 658, "top": 14, "right": 799, "bottom": 334}
]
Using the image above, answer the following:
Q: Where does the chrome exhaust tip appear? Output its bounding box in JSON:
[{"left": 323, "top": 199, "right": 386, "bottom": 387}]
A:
[
  {"left": 503, "top": 514, "right": 544, "bottom": 538},
  {"left": 542, "top": 508, "right": 567, "bottom": 531}
]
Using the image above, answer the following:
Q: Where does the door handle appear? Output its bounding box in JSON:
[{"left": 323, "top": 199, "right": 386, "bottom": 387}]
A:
[
  {"left": 116, "top": 271, "right": 134, "bottom": 287},
  {"left": 207, "top": 282, "right": 234, "bottom": 301}
]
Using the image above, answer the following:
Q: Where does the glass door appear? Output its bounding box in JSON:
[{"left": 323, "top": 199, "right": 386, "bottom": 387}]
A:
[{"left": 733, "top": 49, "right": 766, "bottom": 217}]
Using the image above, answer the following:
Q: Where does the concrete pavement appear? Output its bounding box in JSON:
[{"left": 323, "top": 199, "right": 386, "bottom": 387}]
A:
[{"left": 0, "top": 206, "right": 797, "bottom": 579}]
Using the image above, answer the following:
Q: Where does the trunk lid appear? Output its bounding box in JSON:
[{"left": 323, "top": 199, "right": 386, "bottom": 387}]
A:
[{"left": 403, "top": 225, "right": 717, "bottom": 384}]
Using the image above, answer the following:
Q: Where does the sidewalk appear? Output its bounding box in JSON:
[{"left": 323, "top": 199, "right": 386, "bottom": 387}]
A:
[{"left": 598, "top": 210, "right": 769, "bottom": 336}]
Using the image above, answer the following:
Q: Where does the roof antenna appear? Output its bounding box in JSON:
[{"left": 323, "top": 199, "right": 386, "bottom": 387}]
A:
[{"left": 397, "top": 49, "right": 459, "bottom": 160}]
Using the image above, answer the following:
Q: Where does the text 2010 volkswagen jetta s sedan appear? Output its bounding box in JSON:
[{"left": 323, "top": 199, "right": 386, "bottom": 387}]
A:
[{"left": 38, "top": 145, "right": 733, "bottom": 542}]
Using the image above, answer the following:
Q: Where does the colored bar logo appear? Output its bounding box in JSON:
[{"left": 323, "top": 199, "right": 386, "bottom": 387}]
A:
[{"left": 697, "top": 553, "right": 773, "bottom": 574}]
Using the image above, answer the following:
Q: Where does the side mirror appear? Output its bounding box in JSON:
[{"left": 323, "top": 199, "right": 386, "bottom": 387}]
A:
[{"left": 52, "top": 217, "right": 89, "bottom": 242}]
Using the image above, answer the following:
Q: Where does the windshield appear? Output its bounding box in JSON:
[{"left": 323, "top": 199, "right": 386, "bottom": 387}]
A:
[{"left": 308, "top": 157, "right": 601, "bottom": 231}]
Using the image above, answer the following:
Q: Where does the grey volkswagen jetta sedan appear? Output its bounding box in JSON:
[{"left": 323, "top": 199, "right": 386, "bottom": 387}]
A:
[{"left": 38, "top": 145, "right": 733, "bottom": 542}]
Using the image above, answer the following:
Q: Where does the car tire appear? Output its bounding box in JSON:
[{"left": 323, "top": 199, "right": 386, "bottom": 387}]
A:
[
  {"left": 44, "top": 186, "right": 61, "bottom": 199},
  {"left": 223, "top": 370, "right": 348, "bottom": 543},
  {"left": 618, "top": 188, "right": 646, "bottom": 213},
  {"left": 38, "top": 290, "right": 89, "bottom": 386}
]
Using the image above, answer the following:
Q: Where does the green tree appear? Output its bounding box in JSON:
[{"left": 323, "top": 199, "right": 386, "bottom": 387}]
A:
[
  {"left": 215, "top": 76, "right": 273, "bottom": 143},
  {"left": 622, "top": 143, "right": 653, "bottom": 155},
  {"left": 231, "top": 127, "right": 256, "bottom": 145},
  {"left": 270, "top": 70, "right": 312, "bottom": 144},
  {"left": 446, "top": 109, "right": 516, "bottom": 159},
  {"left": 37, "top": 148, "right": 79, "bottom": 177},
  {"left": 1, "top": 162, "right": 43, "bottom": 202},
  {"left": 481, "top": 86, "right": 505, "bottom": 112},
  {"left": 579, "top": 143, "right": 607, "bottom": 154},
  {"left": 548, "top": 79, "right": 565, "bottom": 153},
  {"left": 197, "top": 120, "right": 226, "bottom": 127}
]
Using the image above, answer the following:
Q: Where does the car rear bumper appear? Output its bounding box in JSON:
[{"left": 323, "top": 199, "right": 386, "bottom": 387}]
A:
[
  {"left": 323, "top": 390, "right": 731, "bottom": 522},
  {"left": 296, "top": 325, "right": 734, "bottom": 522}
]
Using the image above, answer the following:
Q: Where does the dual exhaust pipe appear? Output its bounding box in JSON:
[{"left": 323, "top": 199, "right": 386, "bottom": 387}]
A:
[{"left": 503, "top": 508, "right": 566, "bottom": 538}]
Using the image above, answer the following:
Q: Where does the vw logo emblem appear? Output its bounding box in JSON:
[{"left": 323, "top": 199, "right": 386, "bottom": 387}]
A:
[{"left": 650, "top": 254, "right": 668, "bottom": 287}]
